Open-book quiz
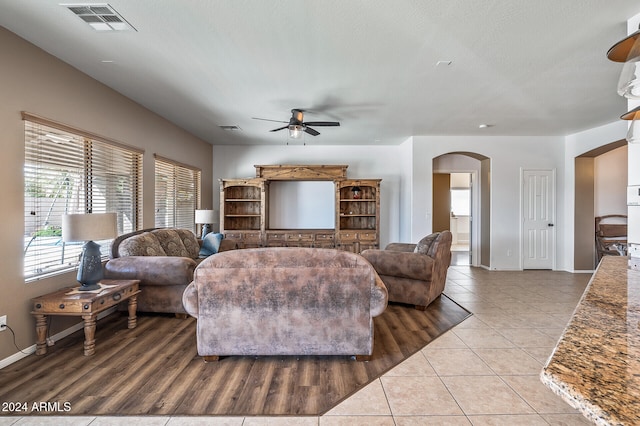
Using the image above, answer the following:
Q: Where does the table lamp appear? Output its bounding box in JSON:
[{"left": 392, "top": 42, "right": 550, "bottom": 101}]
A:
[
  {"left": 62, "top": 213, "right": 117, "bottom": 291},
  {"left": 195, "top": 209, "right": 218, "bottom": 238}
]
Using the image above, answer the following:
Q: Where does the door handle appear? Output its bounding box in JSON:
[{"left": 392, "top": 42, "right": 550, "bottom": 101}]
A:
[{"left": 548, "top": 223, "right": 554, "bottom": 227}]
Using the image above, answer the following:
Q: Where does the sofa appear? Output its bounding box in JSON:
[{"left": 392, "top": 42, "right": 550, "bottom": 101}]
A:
[
  {"left": 361, "top": 231, "right": 452, "bottom": 310},
  {"left": 104, "top": 228, "right": 234, "bottom": 314},
  {"left": 182, "top": 247, "right": 388, "bottom": 361}
]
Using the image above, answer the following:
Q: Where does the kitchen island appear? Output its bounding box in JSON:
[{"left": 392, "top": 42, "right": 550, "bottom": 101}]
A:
[{"left": 541, "top": 256, "right": 640, "bottom": 425}]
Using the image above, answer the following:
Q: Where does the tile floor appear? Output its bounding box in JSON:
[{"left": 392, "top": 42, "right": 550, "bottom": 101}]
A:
[{"left": 0, "top": 266, "right": 594, "bottom": 426}]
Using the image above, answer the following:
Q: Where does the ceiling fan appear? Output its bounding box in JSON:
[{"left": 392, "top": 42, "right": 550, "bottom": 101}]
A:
[{"left": 253, "top": 109, "right": 340, "bottom": 138}]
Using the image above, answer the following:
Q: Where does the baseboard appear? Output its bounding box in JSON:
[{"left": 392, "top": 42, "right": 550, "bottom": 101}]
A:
[{"left": 0, "top": 307, "right": 118, "bottom": 370}]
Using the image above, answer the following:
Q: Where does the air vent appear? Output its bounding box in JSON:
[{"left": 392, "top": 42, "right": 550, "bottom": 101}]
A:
[
  {"left": 219, "top": 125, "right": 242, "bottom": 131},
  {"left": 63, "top": 3, "right": 136, "bottom": 31}
]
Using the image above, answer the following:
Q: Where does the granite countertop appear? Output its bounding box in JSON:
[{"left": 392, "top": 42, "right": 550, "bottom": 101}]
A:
[{"left": 541, "top": 256, "right": 640, "bottom": 426}]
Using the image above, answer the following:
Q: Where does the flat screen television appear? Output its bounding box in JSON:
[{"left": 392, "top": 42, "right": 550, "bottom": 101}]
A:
[{"left": 268, "top": 181, "right": 335, "bottom": 229}]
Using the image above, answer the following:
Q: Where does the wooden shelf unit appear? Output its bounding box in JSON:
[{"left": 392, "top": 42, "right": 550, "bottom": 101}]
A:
[
  {"left": 336, "top": 179, "right": 381, "bottom": 253},
  {"left": 220, "top": 166, "right": 381, "bottom": 253},
  {"left": 220, "top": 178, "right": 267, "bottom": 248}
]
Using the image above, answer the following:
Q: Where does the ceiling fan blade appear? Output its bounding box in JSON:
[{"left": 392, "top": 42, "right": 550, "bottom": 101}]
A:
[
  {"left": 304, "top": 126, "right": 320, "bottom": 136},
  {"left": 303, "top": 121, "right": 340, "bottom": 127},
  {"left": 270, "top": 126, "right": 288, "bottom": 132},
  {"left": 252, "top": 117, "right": 289, "bottom": 124}
]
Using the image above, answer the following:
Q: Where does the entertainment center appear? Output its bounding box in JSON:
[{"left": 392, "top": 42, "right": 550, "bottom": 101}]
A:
[{"left": 219, "top": 165, "right": 381, "bottom": 253}]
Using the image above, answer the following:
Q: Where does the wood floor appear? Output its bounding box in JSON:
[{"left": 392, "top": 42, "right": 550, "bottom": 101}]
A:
[{"left": 0, "top": 295, "right": 470, "bottom": 417}]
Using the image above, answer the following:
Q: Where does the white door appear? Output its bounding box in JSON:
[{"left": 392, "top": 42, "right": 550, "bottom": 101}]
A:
[{"left": 522, "top": 169, "right": 555, "bottom": 269}]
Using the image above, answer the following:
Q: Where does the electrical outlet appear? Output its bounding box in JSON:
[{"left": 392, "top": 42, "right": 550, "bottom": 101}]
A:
[{"left": 0, "top": 315, "right": 6, "bottom": 331}]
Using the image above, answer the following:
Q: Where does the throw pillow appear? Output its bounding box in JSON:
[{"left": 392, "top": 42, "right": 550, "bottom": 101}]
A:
[
  {"left": 199, "top": 232, "right": 224, "bottom": 257},
  {"left": 174, "top": 228, "right": 200, "bottom": 259},
  {"left": 414, "top": 233, "right": 439, "bottom": 255}
]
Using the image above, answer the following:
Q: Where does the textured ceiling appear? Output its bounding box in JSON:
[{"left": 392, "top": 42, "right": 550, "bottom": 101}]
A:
[{"left": 1, "top": 0, "right": 639, "bottom": 145}]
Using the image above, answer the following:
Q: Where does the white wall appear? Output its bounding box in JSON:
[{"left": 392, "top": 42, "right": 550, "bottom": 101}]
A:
[
  {"left": 211, "top": 144, "right": 409, "bottom": 247},
  {"left": 213, "top": 130, "right": 630, "bottom": 272},
  {"left": 0, "top": 27, "right": 213, "bottom": 362},
  {"left": 595, "top": 145, "right": 628, "bottom": 216},
  {"left": 627, "top": 14, "right": 640, "bottom": 251},
  {"left": 412, "top": 136, "right": 565, "bottom": 270}
]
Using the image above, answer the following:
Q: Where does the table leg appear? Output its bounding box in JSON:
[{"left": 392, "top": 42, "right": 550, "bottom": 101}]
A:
[
  {"left": 127, "top": 294, "right": 138, "bottom": 329},
  {"left": 34, "top": 314, "right": 48, "bottom": 355},
  {"left": 81, "top": 314, "right": 97, "bottom": 356}
]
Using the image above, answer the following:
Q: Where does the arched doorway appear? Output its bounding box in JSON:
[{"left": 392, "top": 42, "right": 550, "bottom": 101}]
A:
[{"left": 433, "top": 152, "right": 491, "bottom": 268}]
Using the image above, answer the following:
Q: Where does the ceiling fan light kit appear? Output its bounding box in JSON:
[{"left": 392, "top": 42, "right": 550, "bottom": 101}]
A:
[
  {"left": 288, "top": 124, "right": 304, "bottom": 139},
  {"left": 254, "top": 109, "right": 340, "bottom": 139}
]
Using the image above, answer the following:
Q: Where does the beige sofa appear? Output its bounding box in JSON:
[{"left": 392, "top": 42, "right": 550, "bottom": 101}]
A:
[
  {"left": 182, "top": 247, "right": 388, "bottom": 361},
  {"left": 104, "top": 228, "right": 234, "bottom": 314},
  {"left": 361, "top": 231, "right": 452, "bottom": 310}
]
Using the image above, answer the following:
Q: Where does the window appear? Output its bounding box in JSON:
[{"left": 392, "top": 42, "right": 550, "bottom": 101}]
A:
[
  {"left": 23, "top": 113, "right": 143, "bottom": 282},
  {"left": 451, "top": 189, "right": 471, "bottom": 216},
  {"left": 154, "top": 155, "right": 201, "bottom": 231}
]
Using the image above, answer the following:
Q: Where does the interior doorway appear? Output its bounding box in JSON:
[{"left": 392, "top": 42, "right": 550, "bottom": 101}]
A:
[
  {"left": 433, "top": 152, "right": 490, "bottom": 268},
  {"left": 574, "top": 141, "right": 627, "bottom": 270},
  {"left": 433, "top": 172, "right": 471, "bottom": 265}
]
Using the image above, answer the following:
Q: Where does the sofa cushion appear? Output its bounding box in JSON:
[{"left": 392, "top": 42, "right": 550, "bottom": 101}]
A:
[
  {"left": 199, "top": 232, "right": 224, "bottom": 257},
  {"left": 414, "top": 233, "right": 438, "bottom": 255},
  {"left": 118, "top": 232, "right": 166, "bottom": 257},
  {"left": 151, "top": 229, "right": 190, "bottom": 257},
  {"left": 174, "top": 229, "right": 201, "bottom": 259}
]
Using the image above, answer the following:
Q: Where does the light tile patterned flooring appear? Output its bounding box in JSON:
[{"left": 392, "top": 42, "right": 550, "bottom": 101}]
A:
[{"left": 1, "top": 266, "right": 594, "bottom": 426}]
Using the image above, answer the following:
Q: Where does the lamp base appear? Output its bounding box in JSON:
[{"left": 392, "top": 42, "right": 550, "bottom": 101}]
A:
[
  {"left": 77, "top": 282, "right": 101, "bottom": 291},
  {"left": 201, "top": 224, "right": 211, "bottom": 239},
  {"left": 76, "top": 240, "right": 104, "bottom": 290}
]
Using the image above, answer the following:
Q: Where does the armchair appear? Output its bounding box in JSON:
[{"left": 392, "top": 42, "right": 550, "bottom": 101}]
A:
[{"left": 361, "top": 231, "right": 452, "bottom": 310}]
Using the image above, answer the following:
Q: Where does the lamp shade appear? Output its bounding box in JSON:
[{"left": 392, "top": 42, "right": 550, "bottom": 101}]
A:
[
  {"left": 607, "top": 29, "right": 640, "bottom": 62},
  {"left": 617, "top": 59, "right": 640, "bottom": 99},
  {"left": 620, "top": 106, "right": 640, "bottom": 121},
  {"left": 626, "top": 121, "right": 640, "bottom": 144},
  {"left": 194, "top": 209, "right": 218, "bottom": 224},
  {"left": 62, "top": 213, "right": 117, "bottom": 242}
]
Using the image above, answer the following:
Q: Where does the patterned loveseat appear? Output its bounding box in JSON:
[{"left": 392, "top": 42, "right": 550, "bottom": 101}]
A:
[{"left": 104, "top": 228, "right": 234, "bottom": 314}]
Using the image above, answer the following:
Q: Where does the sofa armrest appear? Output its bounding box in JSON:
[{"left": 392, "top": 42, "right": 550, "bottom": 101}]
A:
[
  {"left": 370, "top": 274, "right": 388, "bottom": 317},
  {"left": 384, "top": 242, "right": 417, "bottom": 252},
  {"left": 104, "top": 256, "right": 197, "bottom": 286},
  {"left": 361, "top": 250, "right": 434, "bottom": 281},
  {"left": 182, "top": 281, "right": 198, "bottom": 318}
]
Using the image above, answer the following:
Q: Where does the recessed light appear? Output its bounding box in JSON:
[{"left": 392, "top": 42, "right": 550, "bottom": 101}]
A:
[
  {"left": 101, "top": 60, "right": 114, "bottom": 63},
  {"left": 436, "top": 60, "right": 453, "bottom": 67},
  {"left": 219, "top": 125, "right": 242, "bottom": 131},
  {"left": 478, "top": 124, "right": 493, "bottom": 129}
]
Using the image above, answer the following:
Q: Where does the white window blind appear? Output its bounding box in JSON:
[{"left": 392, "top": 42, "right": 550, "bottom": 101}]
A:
[
  {"left": 154, "top": 156, "right": 201, "bottom": 231},
  {"left": 23, "top": 114, "right": 143, "bottom": 282}
]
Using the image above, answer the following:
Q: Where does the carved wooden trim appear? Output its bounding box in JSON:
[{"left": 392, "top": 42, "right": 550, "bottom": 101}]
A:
[{"left": 254, "top": 164, "right": 348, "bottom": 180}]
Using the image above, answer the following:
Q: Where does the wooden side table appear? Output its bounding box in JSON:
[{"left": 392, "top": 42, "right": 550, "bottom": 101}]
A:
[{"left": 31, "top": 279, "right": 140, "bottom": 356}]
